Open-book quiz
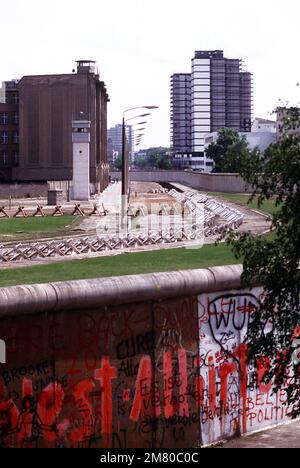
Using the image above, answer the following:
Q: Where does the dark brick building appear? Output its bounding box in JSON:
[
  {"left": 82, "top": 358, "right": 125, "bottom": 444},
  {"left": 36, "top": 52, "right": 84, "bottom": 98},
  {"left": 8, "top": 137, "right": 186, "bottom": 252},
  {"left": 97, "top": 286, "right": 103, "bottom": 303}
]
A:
[
  {"left": 0, "top": 61, "right": 109, "bottom": 192},
  {"left": 0, "top": 80, "right": 19, "bottom": 182}
]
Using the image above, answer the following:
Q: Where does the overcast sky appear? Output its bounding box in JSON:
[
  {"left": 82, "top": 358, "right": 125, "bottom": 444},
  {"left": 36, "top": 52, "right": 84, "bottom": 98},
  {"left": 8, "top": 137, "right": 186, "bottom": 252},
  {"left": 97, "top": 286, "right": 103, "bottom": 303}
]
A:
[{"left": 1, "top": 0, "right": 299, "bottom": 148}]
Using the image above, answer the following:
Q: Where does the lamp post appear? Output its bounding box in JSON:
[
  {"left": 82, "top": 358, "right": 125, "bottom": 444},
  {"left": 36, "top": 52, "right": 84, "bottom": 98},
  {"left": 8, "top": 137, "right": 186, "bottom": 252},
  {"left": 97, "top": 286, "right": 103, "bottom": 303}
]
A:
[
  {"left": 121, "top": 106, "right": 158, "bottom": 198},
  {"left": 120, "top": 106, "right": 158, "bottom": 229}
]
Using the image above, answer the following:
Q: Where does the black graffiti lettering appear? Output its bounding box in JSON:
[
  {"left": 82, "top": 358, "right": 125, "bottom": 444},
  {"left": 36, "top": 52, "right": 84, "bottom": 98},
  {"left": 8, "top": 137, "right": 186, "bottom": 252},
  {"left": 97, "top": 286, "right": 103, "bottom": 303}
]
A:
[
  {"left": 1, "top": 361, "right": 51, "bottom": 387},
  {"left": 208, "top": 293, "right": 260, "bottom": 352},
  {"left": 118, "top": 359, "right": 140, "bottom": 378},
  {"left": 116, "top": 332, "right": 155, "bottom": 360}
]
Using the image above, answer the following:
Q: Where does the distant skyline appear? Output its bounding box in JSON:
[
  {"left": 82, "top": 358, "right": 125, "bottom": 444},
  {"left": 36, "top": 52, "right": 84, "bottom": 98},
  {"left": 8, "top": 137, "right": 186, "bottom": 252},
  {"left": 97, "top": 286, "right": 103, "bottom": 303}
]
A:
[{"left": 1, "top": 0, "right": 299, "bottom": 148}]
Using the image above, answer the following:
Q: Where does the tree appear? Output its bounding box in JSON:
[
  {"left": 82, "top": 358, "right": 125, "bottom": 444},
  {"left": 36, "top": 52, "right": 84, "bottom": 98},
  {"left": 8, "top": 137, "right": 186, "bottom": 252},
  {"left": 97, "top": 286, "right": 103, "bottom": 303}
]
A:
[
  {"left": 134, "top": 148, "right": 171, "bottom": 170},
  {"left": 135, "top": 157, "right": 147, "bottom": 169},
  {"left": 154, "top": 154, "right": 171, "bottom": 170},
  {"left": 206, "top": 128, "right": 249, "bottom": 173},
  {"left": 226, "top": 106, "right": 300, "bottom": 416},
  {"left": 114, "top": 155, "right": 122, "bottom": 171},
  {"left": 221, "top": 137, "right": 257, "bottom": 173}
]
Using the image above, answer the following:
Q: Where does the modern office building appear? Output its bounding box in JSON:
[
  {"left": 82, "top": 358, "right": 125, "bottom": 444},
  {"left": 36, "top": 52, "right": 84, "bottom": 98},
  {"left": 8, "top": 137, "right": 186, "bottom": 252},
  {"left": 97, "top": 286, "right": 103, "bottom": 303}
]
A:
[
  {"left": 170, "top": 50, "right": 253, "bottom": 171},
  {"left": 9, "top": 60, "right": 109, "bottom": 193},
  {"left": 0, "top": 80, "right": 19, "bottom": 181},
  {"left": 107, "top": 124, "right": 133, "bottom": 169},
  {"left": 170, "top": 73, "right": 191, "bottom": 153}
]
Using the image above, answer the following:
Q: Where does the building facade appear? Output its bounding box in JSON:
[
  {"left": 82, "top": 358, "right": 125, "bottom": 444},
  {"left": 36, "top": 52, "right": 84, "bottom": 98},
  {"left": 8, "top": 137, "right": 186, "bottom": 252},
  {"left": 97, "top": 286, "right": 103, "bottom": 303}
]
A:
[
  {"left": 170, "top": 73, "right": 191, "bottom": 153},
  {"left": 170, "top": 50, "right": 253, "bottom": 172},
  {"left": 252, "top": 117, "right": 276, "bottom": 133},
  {"left": 107, "top": 124, "right": 133, "bottom": 169},
  {"left": 11, "top": 61, "right": 109, "bottom": 192},
  {"left": 0, "top": 80, "right": 19, "bottom": 181}
]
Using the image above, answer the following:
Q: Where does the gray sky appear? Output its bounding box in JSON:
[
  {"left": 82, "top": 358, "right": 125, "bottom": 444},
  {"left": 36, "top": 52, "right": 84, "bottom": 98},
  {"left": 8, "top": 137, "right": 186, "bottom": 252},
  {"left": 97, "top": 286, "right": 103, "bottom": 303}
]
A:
[{"left": 1, "top": 0, "right": 299, "bottom": 148}]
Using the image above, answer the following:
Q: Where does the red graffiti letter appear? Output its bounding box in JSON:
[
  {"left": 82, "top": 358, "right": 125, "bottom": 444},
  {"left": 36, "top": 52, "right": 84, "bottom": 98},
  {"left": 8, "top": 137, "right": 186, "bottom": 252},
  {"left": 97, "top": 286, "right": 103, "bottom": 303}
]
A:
[
  {"left": 163, "top": 351, "right": 174, "bottom": 418},
  {"left": 195, "top": 375, "right": 205, "bottom": 408},
  {"left": 219, "top": 362, "right": 237, "bottom": 412},
  {"left": 37, "top": 382, "right": 65, "bottom": 442},
  {"left": 233, "top": 344, "right": 248, "bottom": 434},
  {"left": 0, "top": 379, "right": 20, "bottom": 448},
  {"left": 208, "top": 357, "right": 216, "bottom": 413},
  {"left": 178, "top": 348, "right": 189, "bottom": 417},
  {"left": 130, "top": 356, "right": 161, "bottom": 421},
  {"left": 68, "top": 379, "right": 95, "bottom": 444},
  {"left": 94, "top": 357, "right": 117, "bottom": 442}
]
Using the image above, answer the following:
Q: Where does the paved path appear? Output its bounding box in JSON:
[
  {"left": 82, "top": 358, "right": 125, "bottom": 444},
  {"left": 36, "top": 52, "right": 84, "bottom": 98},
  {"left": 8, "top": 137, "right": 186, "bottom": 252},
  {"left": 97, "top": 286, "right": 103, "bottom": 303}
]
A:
[
  {"left": 98, "top": 181, "right": 121, "bottom": 210},
  {"left": 80, "top": 182, "right": 122, "bottom": 232},
  {"left": 221, "top": 420, "right": 300, "bottom": 448}
]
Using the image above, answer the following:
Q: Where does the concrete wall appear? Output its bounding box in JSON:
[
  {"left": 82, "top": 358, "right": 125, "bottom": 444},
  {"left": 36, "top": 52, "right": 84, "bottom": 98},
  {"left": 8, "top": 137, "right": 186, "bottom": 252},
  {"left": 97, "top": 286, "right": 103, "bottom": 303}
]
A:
[
  {"left": 0, "top": 266, "right": 291, "bottom": 448},
  {"left": 110, "top": 170, "right": 252, "bottom": 193},
  {"left": 0, "top": 169, "right": 250, "bottom": 199},
  {"left": 0, "top": 182, "right": 49, "bottom": 199},
  {"left": 0, "top": 180, "right": 101, "bottom": 200}
]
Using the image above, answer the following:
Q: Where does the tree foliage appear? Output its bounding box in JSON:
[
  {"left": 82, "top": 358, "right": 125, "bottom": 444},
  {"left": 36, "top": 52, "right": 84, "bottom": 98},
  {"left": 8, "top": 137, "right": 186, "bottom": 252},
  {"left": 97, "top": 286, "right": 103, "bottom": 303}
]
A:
[
  {"left": 226, "top": 107, "right": 300, "bottom": 416},
  {"left": 114, "top": 155, "right": 123, "bottom": 171},
  {"left": 134, "top": 148, "right": 171, "bottom": 170},
  {"left": 206, "top": 128, "right": 251, "bottom": 173},
  {"left": 134, "top": 157, "right": 147, "bottom": 169}
]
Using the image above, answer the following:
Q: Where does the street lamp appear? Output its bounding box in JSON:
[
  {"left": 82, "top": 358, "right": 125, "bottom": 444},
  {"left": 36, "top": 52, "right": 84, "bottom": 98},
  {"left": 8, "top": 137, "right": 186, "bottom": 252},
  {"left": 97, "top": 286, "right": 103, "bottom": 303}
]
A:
[{"left": 122, "top": 106, "right": 159, "bottom": 198}]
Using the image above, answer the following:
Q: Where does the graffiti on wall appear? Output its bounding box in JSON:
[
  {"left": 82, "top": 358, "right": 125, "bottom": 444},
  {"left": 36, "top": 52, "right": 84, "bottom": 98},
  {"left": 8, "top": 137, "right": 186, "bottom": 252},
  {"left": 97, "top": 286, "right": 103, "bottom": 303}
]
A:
[
  {"left": 0, "top": 297, "right": 201, "bottom": 448},
  {"left": 0, "top": 289, "right": 293, "bottom": 448},
  {"left": 198, "top": 289, "right": 292, "bottom": 445}
]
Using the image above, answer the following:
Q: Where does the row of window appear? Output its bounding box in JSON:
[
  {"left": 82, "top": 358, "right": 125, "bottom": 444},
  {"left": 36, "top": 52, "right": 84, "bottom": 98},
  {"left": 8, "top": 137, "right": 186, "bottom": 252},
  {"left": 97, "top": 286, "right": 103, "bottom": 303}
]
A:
[
  {"left": 0, "top": 112, "right": 19, "bottom": 125},
  {"left": 4, "top": 94, "right": 19, "bottom": 105},
  {"left": 0, "top": 150, "right": 19, "bottom": 166},
  {"left": 0, "top": 131, "right": 19, "bottom": 144}
]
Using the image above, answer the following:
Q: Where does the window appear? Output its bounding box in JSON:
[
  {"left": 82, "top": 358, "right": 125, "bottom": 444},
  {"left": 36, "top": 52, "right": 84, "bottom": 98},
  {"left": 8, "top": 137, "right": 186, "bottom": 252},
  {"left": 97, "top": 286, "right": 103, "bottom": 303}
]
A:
[
  {"left": 0, "top": 112, "right": 9, "bottom": 125},
  {"left": 13, "top": 151, "right": 19, "bottom": 165},
  {"left": 12, "top": 131, "right": 19, "bottom": 144},
  {"left": 12, "top": 112, "right": 19, "bottom": 125},
  {"left": 0, "top": 131, "right": 9, "bottom": 144},
  {"left": 1, "top": 151, "right": 9, "bottom": 165},
  {"left": 11, "top": 93, "right": 19, "bottom": 104}
]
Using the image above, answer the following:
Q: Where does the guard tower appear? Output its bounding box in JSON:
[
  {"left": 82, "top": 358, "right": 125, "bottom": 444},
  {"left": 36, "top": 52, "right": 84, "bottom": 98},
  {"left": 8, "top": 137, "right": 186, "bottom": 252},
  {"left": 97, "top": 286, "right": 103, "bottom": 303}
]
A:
[
  {"left": 72, "top": 119, "right": 91, "bottom": 201},
  {"left": 76, "top": 60, "right": 96, "bottom": 75}
]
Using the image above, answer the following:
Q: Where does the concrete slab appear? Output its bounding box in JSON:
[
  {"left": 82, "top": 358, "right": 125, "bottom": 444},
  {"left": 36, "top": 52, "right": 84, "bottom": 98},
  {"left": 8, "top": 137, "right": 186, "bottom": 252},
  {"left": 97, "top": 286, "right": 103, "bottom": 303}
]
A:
[{"left": 171, "top": 182, "right": 271, "bottom": 236}]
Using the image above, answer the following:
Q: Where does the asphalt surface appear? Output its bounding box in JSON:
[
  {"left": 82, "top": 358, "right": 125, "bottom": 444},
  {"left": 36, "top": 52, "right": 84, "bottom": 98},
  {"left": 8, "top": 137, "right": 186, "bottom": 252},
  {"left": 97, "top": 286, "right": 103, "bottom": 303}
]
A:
[{"left": 221, "top": 420, "right": 300, "bottom": 448}]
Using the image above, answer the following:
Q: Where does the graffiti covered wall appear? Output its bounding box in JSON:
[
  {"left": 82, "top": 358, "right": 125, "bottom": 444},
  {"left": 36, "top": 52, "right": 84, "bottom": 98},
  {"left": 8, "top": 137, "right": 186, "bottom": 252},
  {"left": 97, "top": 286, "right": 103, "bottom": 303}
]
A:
[
  {"left": 0, "top": 296, "right": 201, "bottom": 448},
  {"left": 0, "top": 267, "right": 293, "bottom": 448},
  {"left": 199, "top": 289, "right": 291, "bottom": 446}
]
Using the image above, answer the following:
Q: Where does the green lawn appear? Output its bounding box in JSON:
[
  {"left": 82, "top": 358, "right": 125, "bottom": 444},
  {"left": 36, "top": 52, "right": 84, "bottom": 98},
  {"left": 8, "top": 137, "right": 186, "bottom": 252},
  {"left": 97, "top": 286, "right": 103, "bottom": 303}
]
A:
[
  {"left": 205, "top": 192, "right": 279, "bottom": 216},
  {"left": 0, "top": 190, "right": 277, "bottom": 288},
  {"left": 0, "top": 243, "right": 240, "bottom": 287},
  {"left": 0, "top": 216, "right": 79, "bottom": 240}
]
